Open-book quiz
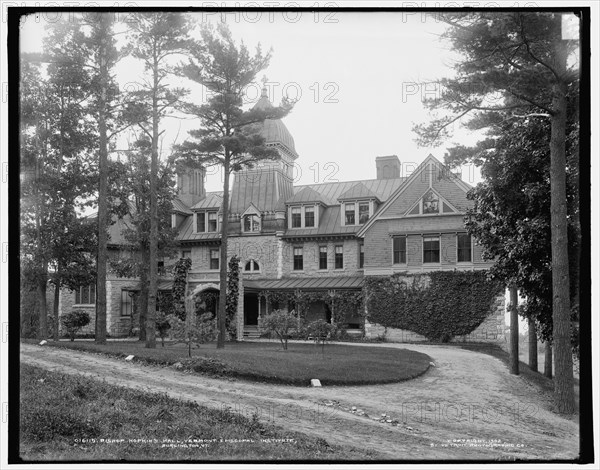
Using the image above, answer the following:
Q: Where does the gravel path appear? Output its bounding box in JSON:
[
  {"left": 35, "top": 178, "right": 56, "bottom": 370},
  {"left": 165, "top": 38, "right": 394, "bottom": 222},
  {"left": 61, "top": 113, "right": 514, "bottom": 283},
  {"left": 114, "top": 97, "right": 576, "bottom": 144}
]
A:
[{"left": 20, "top": 342, "right": 579, "bottom": 460}]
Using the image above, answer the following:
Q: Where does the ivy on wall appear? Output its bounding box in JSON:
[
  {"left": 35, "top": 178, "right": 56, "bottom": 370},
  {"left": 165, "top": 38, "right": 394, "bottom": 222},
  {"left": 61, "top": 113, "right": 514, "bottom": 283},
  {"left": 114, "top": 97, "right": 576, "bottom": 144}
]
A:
[
  {"left": 364, "top": 271, "right": 503, "bottom": 342},
  {"left": 226, "top": 256, "right": 240, "bottom": 337},
  {"left": 172, "top": 257, "right": 192, "bottom": 320}
]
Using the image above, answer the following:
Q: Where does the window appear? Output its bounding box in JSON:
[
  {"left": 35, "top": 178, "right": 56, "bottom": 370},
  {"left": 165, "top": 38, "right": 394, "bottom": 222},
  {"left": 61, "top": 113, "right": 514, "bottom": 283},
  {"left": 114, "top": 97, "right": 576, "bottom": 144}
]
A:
[
  {"left": 335, "top": 245, "right": 344, "bottom": 269},
  {"left": 121, "top": 290, "right": 134, "bottom": 317},
  {"left": 197, "top": 212, "right": 206, "bottom": 232},
  {"left": 243, "top": 214, "right": 261, "bottom": 232},
  {"left": 319, "top": 246, "right": 328, "bottom": 270},
  {"left": 293, "top": 247, "right": 303, "bottom": 270},
  {"left": 358, "top": 202, "right": 370, "bottom": 224},
  {"left": 305, "top": 206, "right": 315, "bottom": 227},
  {"left": 210, "top": 249, "right": 219, "bottom": 270},
  {"left": 244, "top": 260, "right": 260, "bottom": 272},
  {"left": 359, "top": 243, "right": 364, "bottom": 268},
  {"left": 291, "top": 207, "right": 302, "bottom": 228},
  {"left": 423, "top": 236, "right": 440, "bottom": 263},
  {"left": 393, "top": 236, "right": 406, "bottom": 264},
  {"left": 182, "top": 250, "right": 191, "bottom": 259},
  {"left": 75, "top": 284, "right": 96, "bottom": 305},
  {"left": 207, "top": 211, "right": 218, "bottom": 232},
  {"left": 157, "top": 260, "right": 165, "bottom": 275},
  {"left": 345, "top": 203, "right": 355, "bottom": 225},
  {"left": 457, "top": 233, "right": 472, "bottom": 262}
]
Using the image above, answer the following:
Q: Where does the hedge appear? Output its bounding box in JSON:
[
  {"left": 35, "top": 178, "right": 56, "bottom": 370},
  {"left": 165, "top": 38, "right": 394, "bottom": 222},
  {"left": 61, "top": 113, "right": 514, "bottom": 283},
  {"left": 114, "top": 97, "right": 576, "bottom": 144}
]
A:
[{"left": 364, "top": 271, "right": 503, "bottom": 342}]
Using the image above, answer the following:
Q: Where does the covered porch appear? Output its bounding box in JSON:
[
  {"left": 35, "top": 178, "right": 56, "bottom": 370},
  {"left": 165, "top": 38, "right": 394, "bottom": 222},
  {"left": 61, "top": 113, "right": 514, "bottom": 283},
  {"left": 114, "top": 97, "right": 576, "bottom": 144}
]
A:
[{"left": 242, "top": 276, "right": 365, "bottom": 339}]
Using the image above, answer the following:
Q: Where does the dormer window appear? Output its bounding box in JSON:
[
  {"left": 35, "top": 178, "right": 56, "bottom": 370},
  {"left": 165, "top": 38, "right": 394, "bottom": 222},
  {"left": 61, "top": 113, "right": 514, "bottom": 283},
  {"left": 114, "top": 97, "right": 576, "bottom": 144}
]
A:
[
  {"left": 345, "top": 203, "right": 355, "bottom": 225},
  {"left": 196, "top": 210, "right": 218, "bottom": 233},
  {"left": 342, "top": 201, "right": 374, "bottom": 226},
  {"left": 288, "top": 205, "right": 319, "bottom": 229},
  {"left": 291, "top": 207, "right": 302, "bottom": 228},
  {"left": 305, "top": 206, "right": 315, "bottom": 227},
  {"left": 243, "top": 214, "right": 261, "bottom": 232}
]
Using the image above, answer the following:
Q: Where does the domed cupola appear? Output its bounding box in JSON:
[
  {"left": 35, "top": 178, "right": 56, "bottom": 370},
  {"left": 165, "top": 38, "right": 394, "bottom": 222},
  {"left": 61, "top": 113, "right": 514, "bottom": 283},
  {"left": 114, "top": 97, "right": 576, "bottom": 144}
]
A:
[{"left": 253, "top": 87, "right": 298, "bottom": 160}]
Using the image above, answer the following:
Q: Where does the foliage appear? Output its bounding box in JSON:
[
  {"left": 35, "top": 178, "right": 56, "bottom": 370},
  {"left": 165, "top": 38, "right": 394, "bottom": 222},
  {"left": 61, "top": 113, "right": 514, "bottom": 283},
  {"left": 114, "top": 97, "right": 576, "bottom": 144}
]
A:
[
  {"left": 155, "top": 312, "right": 171, "bottom": 347},
  {"left": 173, "top": 23, "right": 294, "bottom": 348},
  {"left": 171, "top": 257, "right": 192, "bottom": 320},
  {"left": 304, "top": 319, "right": 337, "bottom": 355},
  {"left": 61, "top": 310, "right": 91, "bottom": 341},
  {"left": 365, "top": 271, "right": 502, "bottom": 342},
  {"left": 258, "top": 290, "right": 364, "bottom": 330},
  {"left": 259, "top": 309, "right": 299, "bottom": 350},
  {"left": 226, "top": 256, "right": 241, "bottom": 339},
  {"left": 168, "top": 304, "right": 217, "bottom": 358}
]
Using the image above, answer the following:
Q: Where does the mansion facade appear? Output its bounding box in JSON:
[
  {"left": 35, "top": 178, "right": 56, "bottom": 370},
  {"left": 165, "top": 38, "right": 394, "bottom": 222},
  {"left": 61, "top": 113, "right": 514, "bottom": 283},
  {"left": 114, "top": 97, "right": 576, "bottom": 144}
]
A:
[{"left": 58, "top": 89, "right": 505, "bottom": 342}]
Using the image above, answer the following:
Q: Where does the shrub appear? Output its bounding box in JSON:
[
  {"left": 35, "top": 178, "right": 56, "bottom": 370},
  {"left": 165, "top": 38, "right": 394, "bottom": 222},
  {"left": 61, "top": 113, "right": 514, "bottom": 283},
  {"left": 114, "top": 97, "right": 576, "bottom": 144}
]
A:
[
  {"left": 304, "top": 319, "right": 336, "bottom": 354},
  {"left": 61, "top": 310, "right": 91, "bottom": 341},
  {"left": 260, "top": 309, "right": 299, "bottom": 350},
  {"left": 155, "top": 313, "right": 171, "bottom": 347}
]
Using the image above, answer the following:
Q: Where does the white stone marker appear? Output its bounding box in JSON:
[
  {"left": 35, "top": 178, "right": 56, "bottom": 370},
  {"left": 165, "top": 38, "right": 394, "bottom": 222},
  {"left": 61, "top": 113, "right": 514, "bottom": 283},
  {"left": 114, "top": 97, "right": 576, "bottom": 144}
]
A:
[
  {"left": 39, "top": 340, "right": 47, "bottom": 345},
  {"left": 125, "top": 355, "right": 135, "bottom": 361},
  {"left": 310, "top": 379, "right": 322, "bottom": 387}
]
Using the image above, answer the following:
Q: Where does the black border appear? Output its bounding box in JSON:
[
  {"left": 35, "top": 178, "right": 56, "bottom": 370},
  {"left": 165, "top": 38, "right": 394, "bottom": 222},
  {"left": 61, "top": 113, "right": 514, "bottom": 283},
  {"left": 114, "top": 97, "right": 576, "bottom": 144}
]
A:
[{"left": 7, "top": 4, "right": 594, "bottom": 466}]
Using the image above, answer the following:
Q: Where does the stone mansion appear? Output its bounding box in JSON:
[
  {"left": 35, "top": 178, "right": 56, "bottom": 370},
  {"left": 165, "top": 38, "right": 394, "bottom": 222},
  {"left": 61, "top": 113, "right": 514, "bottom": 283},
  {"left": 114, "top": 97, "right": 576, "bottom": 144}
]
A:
[{"left": 58, "top": 89, "right": 505, "bottom": 342}]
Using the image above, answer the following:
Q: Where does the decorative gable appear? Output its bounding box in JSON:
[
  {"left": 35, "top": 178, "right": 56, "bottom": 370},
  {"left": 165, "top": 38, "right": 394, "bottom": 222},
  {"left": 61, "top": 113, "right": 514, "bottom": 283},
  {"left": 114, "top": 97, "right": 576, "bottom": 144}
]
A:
[
  {"left": 286, "top": 186, "right": 326, "bottom": 205},
  {"left": 404, "top": 188, "right": 459, "bottom": 217}
]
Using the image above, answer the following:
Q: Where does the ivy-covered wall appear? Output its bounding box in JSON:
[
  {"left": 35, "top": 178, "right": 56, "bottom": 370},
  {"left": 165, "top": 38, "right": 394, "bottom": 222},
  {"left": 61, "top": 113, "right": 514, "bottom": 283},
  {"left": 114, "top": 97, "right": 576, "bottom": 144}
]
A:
[{"left": 364, "top": 271, "right": 505, "bottom": 343}]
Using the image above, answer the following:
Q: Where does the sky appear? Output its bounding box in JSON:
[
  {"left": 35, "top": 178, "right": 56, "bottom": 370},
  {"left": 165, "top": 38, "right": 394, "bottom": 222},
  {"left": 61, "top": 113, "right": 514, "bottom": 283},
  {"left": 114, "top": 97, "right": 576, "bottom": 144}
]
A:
[{"left": 19, "top": 10, "right": 487, "bottom": 193}]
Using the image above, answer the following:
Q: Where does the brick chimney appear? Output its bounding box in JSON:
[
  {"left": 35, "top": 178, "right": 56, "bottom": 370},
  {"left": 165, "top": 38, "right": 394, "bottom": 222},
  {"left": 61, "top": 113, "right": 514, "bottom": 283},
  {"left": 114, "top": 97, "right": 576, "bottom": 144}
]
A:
[
  {"left": 176, "top": 166, "right": 206, "bottom": 208},
  {"left": 376, "top": 155, "right": 401, "bottom": 179}
]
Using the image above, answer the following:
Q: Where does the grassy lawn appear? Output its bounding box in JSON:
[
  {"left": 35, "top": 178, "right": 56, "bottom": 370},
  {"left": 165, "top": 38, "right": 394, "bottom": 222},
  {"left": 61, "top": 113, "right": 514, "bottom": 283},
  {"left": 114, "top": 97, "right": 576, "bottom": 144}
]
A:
[
  {"left": 25, "top": 339, "right": 432, "bottom": 386},
  {"left": 19, "top": 364, "right": 378, "bottom": 461}
]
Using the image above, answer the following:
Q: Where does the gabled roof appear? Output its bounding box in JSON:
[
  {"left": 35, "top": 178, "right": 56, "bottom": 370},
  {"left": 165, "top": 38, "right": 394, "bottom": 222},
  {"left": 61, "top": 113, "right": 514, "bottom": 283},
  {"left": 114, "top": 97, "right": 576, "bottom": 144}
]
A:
[
  {"left": 175, "top": 216, "right": 221, "bottom": 242},
  {"left": 293, "top": 177, "right": 405, "bottom": 206},
  {"left": 357, "top": 154, "right": 471, "bottom": 237},
  {"left": 337, "top": 182, "right": 380, "bottom": 202},
  {"left": 191, "top": 192, "right": 223, "bottom": 210},
  {"left": 286, "top": 186, "right": 327, "bottom": 205}
]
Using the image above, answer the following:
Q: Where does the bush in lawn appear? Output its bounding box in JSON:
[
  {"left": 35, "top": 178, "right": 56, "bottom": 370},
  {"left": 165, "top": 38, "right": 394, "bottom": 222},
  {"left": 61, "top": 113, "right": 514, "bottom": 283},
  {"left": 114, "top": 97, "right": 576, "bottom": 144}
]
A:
[
  {"left": 260, "top": 309, "right": 299, "bottom": 350},
  {"left": 168, "top": 310, "right": 217, "bottom": 357},
  {"left": 156, "top": 313, "right": 171, "bottom": 347},
  {"left": 61, "top": 310, "right": 91, "bottom": 341},
  {"left": 305, "top": 319, "right": 336, "bottom": 354}
]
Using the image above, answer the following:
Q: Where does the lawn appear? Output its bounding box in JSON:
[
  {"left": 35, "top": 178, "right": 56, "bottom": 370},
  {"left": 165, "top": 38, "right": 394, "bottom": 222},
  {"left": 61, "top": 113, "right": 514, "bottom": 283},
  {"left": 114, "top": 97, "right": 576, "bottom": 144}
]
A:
[
  {"left": 29, "top": 339, "right": 432, "bottom": 386},
  {"left": 19, "top": 364, "right": 379, "bottom": 461}
]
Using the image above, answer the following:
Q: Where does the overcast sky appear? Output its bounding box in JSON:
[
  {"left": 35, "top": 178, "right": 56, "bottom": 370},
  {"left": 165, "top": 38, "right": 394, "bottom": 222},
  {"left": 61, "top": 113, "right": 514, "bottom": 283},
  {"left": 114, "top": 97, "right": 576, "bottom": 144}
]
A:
[{"left": 19, "top": 10, "right": 492, "bottom": 192}]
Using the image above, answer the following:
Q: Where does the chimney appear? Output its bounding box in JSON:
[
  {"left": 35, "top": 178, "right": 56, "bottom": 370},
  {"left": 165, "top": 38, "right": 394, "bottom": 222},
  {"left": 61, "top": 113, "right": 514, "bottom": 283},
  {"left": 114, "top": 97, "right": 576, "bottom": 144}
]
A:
[
  {"left": 376, "top": 155, "right": 401, "bottom": 179},
  {"left": 176, "top": 166, "right": 206, "bottom": 208}
]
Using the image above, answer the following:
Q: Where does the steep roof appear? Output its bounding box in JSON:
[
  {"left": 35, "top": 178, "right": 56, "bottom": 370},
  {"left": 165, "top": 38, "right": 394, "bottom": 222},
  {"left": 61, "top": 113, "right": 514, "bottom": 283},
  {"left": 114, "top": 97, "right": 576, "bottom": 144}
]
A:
[
  {"left": 286, "top": 186, "right": 327, "bottom": 205},
  {"left": 337, "top": 182, "right": 380, "bottom": 202},
  {"left": 175, "top": 216, "right": 221, "bottom": 242},
  {"left": 294, "top": 177, "right": 405, "bottom": 206},
  {"left": 191, "top": 192, "right": 223, "bottom": 210},
  {"left": 172, "top": 198, "right": 193, "bottom": 215}
]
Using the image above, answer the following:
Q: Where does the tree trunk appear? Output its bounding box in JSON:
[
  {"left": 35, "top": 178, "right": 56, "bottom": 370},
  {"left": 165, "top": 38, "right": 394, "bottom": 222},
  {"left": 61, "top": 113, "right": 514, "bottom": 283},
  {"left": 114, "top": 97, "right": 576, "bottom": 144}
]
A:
[
  {"left": 146, "top": 48, "right": 160, "bottom": 349},
  {"left": 528, "top": 317, "right": 538, "bottom": 372},
  {"left": 95, "top": 14, "right": 111, "bottom": 344},
  {"left": 549, "top": 37, "right": 574, "bottom": 414},
  {"left": 544, "top": 343, "right": 553, "bottom": 378},
  {"left": 509, "top": 287, "right": 519, "bottom": 375},
  {"left": 36, "top": 275, "right": 48, "bottom": 341},
  {"left": 138, "top": 250, "right": 148, "bottom": 341},
  {"left": 52, "top": 279, "right": 60, "bottom": 341},
  {"left": 216, "top": 156, "right": 231, "bottom": 349}
]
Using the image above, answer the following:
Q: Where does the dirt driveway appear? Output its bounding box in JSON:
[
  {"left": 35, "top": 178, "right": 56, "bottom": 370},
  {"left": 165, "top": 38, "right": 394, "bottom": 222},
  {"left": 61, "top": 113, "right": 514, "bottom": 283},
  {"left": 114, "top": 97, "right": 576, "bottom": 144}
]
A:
[{"left": 20, "top": 342, "right": 579, "bottom": 460}]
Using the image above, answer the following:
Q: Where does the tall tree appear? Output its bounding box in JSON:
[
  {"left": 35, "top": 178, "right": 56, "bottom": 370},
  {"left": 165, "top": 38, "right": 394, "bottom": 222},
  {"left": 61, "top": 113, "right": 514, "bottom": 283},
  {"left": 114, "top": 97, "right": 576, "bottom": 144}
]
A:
[
  {"left": 174, "top": 24, "right": 293, "bottom": 348},
  {"left": 414, "top": 12, "right": 579, "bottom": 414},
  {"left": 20, "top": 20, "right": 97, "bottom": 340},
  {"left": 124, "top": 12, "right": 191, "bottom": 348},
  {"left": 110, "top": 138, "right": 179, "bottom": 340}
]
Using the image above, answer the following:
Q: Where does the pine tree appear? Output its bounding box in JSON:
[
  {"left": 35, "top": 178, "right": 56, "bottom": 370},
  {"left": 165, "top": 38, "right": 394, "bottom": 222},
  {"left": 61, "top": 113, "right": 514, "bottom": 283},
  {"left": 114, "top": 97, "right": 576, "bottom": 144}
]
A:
[{"left": 174, "top": 24, "right": 293, "bottom": 348}]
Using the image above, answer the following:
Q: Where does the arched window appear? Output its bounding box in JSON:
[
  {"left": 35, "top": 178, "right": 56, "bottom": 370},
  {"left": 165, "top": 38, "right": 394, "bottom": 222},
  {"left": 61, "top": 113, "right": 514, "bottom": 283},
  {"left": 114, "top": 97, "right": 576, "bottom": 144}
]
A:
[{"left": 244, "top": 260, "right": 260, "bottom": 272}]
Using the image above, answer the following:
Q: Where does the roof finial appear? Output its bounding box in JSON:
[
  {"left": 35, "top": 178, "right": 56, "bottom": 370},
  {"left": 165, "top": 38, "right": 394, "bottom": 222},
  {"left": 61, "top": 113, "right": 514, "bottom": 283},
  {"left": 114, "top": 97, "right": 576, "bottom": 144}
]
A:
[{"left": 261, "top": 75, "right": 269, "bottom": 98}]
